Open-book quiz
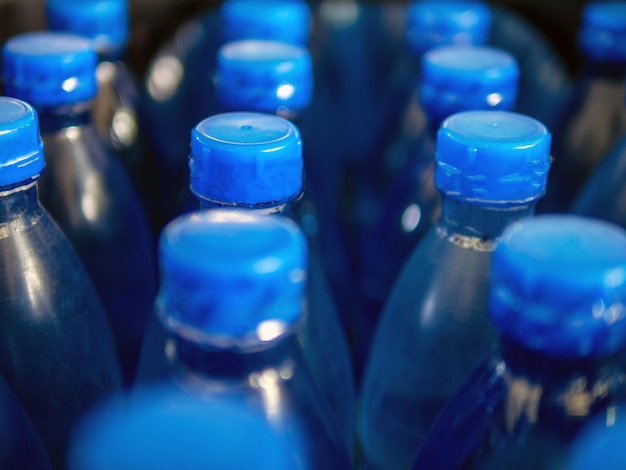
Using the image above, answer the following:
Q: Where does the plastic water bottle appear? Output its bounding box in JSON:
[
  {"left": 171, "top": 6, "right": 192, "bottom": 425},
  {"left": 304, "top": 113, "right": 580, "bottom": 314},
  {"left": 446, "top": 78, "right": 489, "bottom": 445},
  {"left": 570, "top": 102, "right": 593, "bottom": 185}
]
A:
[
  {"left": 0, "top": 96, "right": 121, "bottom": 467},
  {"left": 2, "top": 32, "right": 157, "bottom": 383},
  {"left": 413, "top": 215, "right": 626, "bottom": 469},
  {"left": 45, "top": 0, "right": 141, "bottom": 174},
  {"left": 69, "top": 384, "right": 300, "bottom": 469},
  {"left": 358, "top": 110, "right": 552, "bottom": 470},
  {"left": 541, "top": 1, "right": 626, "bottom": 213},
  {"left": 149, "top": 209, "right": 352, "bottom": 467},
  {"left": 138, "top": 112, "right": 355, "bottom": 457},
  {"left": 357, "top": 45, "right": 520, "bottom": 369}
]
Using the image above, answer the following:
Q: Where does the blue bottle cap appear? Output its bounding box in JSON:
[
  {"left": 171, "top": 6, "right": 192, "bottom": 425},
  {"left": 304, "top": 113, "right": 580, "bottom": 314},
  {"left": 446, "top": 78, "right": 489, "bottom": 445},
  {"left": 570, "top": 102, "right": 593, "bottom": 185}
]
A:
[
  {"left": 435, "top": 110, "right": 551, "bottom": 206},
  {"left": 46, "top": 0, "right": 129, "bottom": 59},
  {"left": 190, "top": 112, "right": 303, "bottom": 206},
  {"left": 158, "top": 210, "right": 307, "bottom": 342},
  {"left": 491, "top": 215, "right": 626, "bottom": 358},
  {"left": 420, "top": 45, "right": 519, "bottom": 127},
  {"left": 69, "top": 386, "right": 298, "bottom": 470},
  {"left": 220, "top": 0, "right": 311, "bottom": 46},
  {"left": 406, "top": 1, "right": 492, "bottom": 56},
  {"left": 568, "top": 409, "right": 626, "bottom": 470},
  {"left": 3, "top": 32, "right": 98, "bottom": 106},
  {"left": 579, "top": 2, "right": 626, "bottom": 64},
  {"left": 217, "top": 40, "right": 313, "bottom": 114},
  {"left": 0, "top": 97, "right": 45, "bottom": 187}
]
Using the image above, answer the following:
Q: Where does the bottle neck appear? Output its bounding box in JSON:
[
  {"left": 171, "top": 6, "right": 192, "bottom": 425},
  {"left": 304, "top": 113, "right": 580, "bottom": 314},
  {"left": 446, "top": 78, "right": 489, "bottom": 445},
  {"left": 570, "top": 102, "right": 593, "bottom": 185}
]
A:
[
  {"left": 438, "top": 196, "right": 536, "bottom": 247},
  {"left": 0, "top": 182, "right": 43, "bottom": 232},
  {"left": 36, "top": 101, "right": 93, "bottom": 134},
  {"left": 197, "top": 198, "right": 297, "bottom": 217}
]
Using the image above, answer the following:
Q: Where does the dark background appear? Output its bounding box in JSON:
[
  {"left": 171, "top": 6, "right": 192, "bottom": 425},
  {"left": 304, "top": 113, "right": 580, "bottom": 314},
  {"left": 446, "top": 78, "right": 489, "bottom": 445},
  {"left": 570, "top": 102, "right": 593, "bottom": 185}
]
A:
[{"left": 0, "top": 0, "right": 593, "bottom": 80}]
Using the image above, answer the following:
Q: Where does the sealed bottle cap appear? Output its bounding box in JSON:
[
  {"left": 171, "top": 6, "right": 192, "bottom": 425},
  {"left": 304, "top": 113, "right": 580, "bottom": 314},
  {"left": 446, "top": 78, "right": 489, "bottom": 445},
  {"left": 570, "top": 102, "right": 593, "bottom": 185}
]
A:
[
  {"left": 491, "top": 215, "right": 626, "bottom": 358},
  {"left": 579, "top": 2, "right": 626, "bottom": 64},
  {"left": 217, "top": 40, "right": 313, "bottom": 114},
  {"left": 46, "top": 0, "right": 129, "bottom": 59},
  {"left": 220, "top": 0, "right": 311, "bottom": 46},
  {"left": 435, "top": 110, "right": 551, "bottom": 206},
  {"left": 3, "top": 32, "right": 98, "bottom": 106},
  {"left": 0, "top": 97, "right": 45, "bottom": 187},
  {"left": 420, "top": 45, "right": 519, "bottom": 127},
  {"left": 69, "top": 386, "right": 298, "bottom": 469},
  {"left": 158, "top": 210, "right": 307, "bottom": 341},
  {"left": 406, "top": 1, "right": 492, "bottom": 56},
  {"left": 190, "top": 112, "right": 303, "bottom": 206}
]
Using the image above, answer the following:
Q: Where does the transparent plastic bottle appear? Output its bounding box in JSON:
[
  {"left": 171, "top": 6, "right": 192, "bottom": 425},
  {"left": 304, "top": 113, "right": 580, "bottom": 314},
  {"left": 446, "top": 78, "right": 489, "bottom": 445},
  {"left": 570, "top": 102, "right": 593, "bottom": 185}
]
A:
[
  {"left": 138, "top": 112, "right": 355, "bottom": 457},
  {"left": 358, "top": 110, "right": 552, "bottom": 470},
  {"left": 357, "top": 45, "right": 520, "bottom": 372},
  {"left": 2, "top": 32, "right": 157, "bottom": 384},
  {"left": 413, "top": 215, "right": 626, "bottom": 469},
  {"left": 0, "top": 96, "right": 121, "bottom": 467},
  {"left": 69, "top": 384, "right": 300, "bottom": 469},
  {"left": 541, "top": 2, "right": 626, "bottom": 213},
  {"left": 144, "top": 210, "right": 352, "bottom": 468}
]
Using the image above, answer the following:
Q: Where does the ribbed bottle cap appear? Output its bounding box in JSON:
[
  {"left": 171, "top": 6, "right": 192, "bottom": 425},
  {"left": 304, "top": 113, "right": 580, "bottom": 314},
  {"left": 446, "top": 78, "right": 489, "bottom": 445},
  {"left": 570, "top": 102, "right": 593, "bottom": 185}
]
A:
[
  {"left": 220, "top": 0, "right": 311, "bottom": 46},
  {"left": 216, "top": 40, "right": 313, "bottom": 113},
  {"left": 3, "top": 32, "right": 98, "bottom": 106},
  {"left": 491, "top": 215, "right": 626, "bottom": 358},
  {"left": 69, "top": 386, "right": 297, "bottom": 470},
  {"left": 420, "top": 45, "right": 519, "bottom": 127},
  {"left": 158, "top": 210, "right": 307, "bottom": 341},
  {"left": 46, "top": 0, "right": 129, "bottom": 58},
  {"left": 406, "top": 1, "right": 492, "bottom": 56},
  {"left": 0, "top": 97, "right": 45, "bottom": 187},
  {"left": 435, "top": 110, "right": 551, "bottom": 206},
  {"left": 579, "top": 2, "right": 626, "bottom": 64},
  {"left": 190, "top": 112, "right": 303, "bottom": 206}
]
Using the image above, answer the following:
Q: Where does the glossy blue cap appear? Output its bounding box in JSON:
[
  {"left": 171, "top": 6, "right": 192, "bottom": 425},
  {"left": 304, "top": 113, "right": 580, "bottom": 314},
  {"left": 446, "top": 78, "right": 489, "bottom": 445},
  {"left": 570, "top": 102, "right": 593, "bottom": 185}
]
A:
[
  {"left": 406, "top": 1, "right": 492, "bottom": 56},
  {"left": 491, "top": 215, "right": 626, "bottom": 358},
  {"left": 420, "top": 45, "right": 519, "bottom": 127},
  {"left": 158, "top": 210, "right": 307, "bottom": 341},
  {"left": 0, "top": 98, "right": 45, "bottom": 187},
  {"left": 217, "top": 40, "right": 313, "bottom": 114},
  {"left": 435, "top": 110, "right": 551, "bottom": 206},
  {"left": 46, "top": 0, "right": 129, "bottom": 58},
  {"left": 69, "top": 386, "right": 298, "bottom": 470},
  {"left": 3, "top": 32, "right": 98, "bottom": 106},
  {"left": 190, "top": 112, "right": 303, "bottom": 206},
  {"left": 579, "top": 2, "right": 626, "bottom": 64},
  {"left": 220, "top": 0, "right": 311, "bottom": 46}
]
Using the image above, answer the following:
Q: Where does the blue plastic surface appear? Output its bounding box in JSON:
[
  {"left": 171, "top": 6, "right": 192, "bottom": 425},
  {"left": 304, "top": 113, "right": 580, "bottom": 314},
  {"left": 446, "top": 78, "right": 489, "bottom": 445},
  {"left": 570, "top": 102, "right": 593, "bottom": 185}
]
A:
[
  {"left": 406, "top": 1, "right": 492, "bottom": 55},
  {"left": 491, "top": 215, "right": 626, "bottom": 358},
  {"left": 579, "top": 2, "right": 626, "bottom": 64},
  {"left": 46, "top": 0, "right": 129, "bottom": 58},
  {"left": 220, "top": 0, "right": 311, "bottom": 46},
  {"left": 158, "top": 210, "right": 307, "bottom": 340},
  {"left": 2, "top": 32, "right": 98, "bottom": 106},
  {"left": 70, "top": 385, "right": 298, "bottom": 470},
  {"left": 567, "top": 409, "right": 626, "bottom": 470},
  {"left": 435, "top": 110, "right": 552, "bottom": 205},
  {"left": 217, "top": 40, "right": 313, "bottom": 113},
  {"left": 0, "top": 98, "right": 45, "bottom": 187},
  {"left": 190, "top": 112, "right": 303, "bottom": 206},
  {"left": 420, "top": 45, "right": 519, "bottom": 126}
]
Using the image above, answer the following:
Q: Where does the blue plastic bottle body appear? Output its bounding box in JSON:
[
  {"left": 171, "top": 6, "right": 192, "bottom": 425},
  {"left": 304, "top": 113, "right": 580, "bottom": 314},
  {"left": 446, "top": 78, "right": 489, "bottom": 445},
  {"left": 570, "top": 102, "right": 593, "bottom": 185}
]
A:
[
  {"left": 37, "top": 107, "right": 157, "bottom": 383},
  {"left": 572, "top": 135, "right": 626, "bottom": 227},
  {"left": 0, "top": 183, "right": 122, "bottom": 467},
  {"left": 358, "top": 200, "right": 536, "bottom": 470},
  {"left": 412, "top": 342, "right": 626, "bottom": 469}
]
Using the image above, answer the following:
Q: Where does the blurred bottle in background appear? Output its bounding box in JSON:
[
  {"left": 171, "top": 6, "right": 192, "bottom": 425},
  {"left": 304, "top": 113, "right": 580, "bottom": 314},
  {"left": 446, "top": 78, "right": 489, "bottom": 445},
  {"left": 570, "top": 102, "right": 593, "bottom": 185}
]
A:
[
  {"left": 359, "top": 110, "right": 552, "bottom": 469},
  {"left": 0, "top": 96, "right": 121, "bottom": 467},
  {"left": 541, "top": 1, "right": 626, "bottom": 212},
  {"left": 2, "top": 32, "right": 157, "bottom": 384},
  {"left": 142, "top": 210, "right": 353, "bottom": 468},
  {"left": 413, "top": 215, "right": 626, "bottom": 469},
  {"left": 70, "top": 384, "right": 300, "bottom": 470}
]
